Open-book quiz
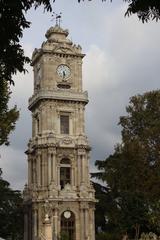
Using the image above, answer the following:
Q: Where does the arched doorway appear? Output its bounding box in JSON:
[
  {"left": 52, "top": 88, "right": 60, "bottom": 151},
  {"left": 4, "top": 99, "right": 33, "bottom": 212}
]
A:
[{"left": 60, "top": 211, "right": 75, "bottom": 240}]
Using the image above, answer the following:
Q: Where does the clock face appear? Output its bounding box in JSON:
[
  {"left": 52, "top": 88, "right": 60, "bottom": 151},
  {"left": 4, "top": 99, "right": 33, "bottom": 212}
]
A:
[
  {"left": 57, "top": 64, "right": 71, "bottom": 80},
  {"left": 64, "top": 211, "right": 71, "bottom": 219}
]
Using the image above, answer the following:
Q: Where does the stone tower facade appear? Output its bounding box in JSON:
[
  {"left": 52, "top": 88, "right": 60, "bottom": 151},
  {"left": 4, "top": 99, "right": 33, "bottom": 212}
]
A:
[{"left": 23, "top": 25, "right": 96, "bottom": 240}]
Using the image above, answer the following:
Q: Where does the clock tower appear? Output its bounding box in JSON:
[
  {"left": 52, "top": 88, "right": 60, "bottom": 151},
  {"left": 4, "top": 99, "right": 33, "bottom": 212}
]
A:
[{"left": 24, "top": 24, "right": 96, "bottom": 240}]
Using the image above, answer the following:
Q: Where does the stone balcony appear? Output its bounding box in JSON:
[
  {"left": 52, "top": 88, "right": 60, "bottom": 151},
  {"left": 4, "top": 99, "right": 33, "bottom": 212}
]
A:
[
  {"left": 27, "top": 133, "right": 90, "bottom": 153},
  {"left": 28, "top": 89, "right": 88, "bottom": 109}
]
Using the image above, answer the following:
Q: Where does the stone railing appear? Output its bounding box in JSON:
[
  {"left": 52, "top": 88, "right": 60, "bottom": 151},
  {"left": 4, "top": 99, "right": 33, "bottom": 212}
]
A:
[{"left": 29, "top": 89, "right": 88, "bottom": 109}]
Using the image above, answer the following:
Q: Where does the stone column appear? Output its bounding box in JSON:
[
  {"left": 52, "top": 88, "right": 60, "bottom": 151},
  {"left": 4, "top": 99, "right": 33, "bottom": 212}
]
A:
[
  {"left": 38, "top": 111, "right": 41, "bottom": 135},
  {"left": 81, "top": 154, "right": 85, "bottom": 184},
  {"left": 71, "top": 165, "right": 74, "bottom": 187},
  {"left": 53, "top": 208, "right": 58, "bottom": 238},
  {"left": 33, "top": 209, "right": 38, "bottom": 237},
  {"left": 41, "top": 108, "right": 44, "bottom": 134},
  {"left": 28, "top": 155, "right": 32, "bottom": 186},
  {"left": 70, "top": 112, "right": 73, "bottom": 135},
  {"left": 48, "top": 149, "right": 56, "bottom": 186},
  {"left": 77, "top": 60, "right": 82, "bottom": 92},
  {"left": 47, "top": 105, "right": 50, "bottom": 131},
  {"left": 41, "top": 152, "right": 45, "bottom": 187},
  {"left": 80, "top": 208, "right": 85, "bottom": 240},
  {"left": 84, "top": 153, "right": 90, "bottom": 185},
  {"left": 86, "top": 153, "right": 90, "bottom": 185},
  {"left": 57, "top": 110, "right": 60, "bottom": 134},
  {"left": 43, "top": 150, "right": 48, "bottom": 186},
  {"left": 75, "top": 106, "right": 79, "bottom": 135},
  {"left": 77, "top": 151, "right": 82, "bottom": 186},
  {"left": 82, "top": 106, "right": 85, "bottom": 133},
  {"left": 37, "top": 153, "right": 42, "bottom": 187},
  {"left": 44, "top": 222, "right": 52, "bottom": 240},
  {"left": 52, "top": 150, "right": 56, "bottom": 185},
  {"left": 48, "top": 151, "right": 52, "bottom": 185},
  {"left": 73, "top": 165, "right": 76, "bottom": 187},
  {"left": 79, "top": 106, "right": 83, "bottom": 135},
  {"left": 85, "top": 208, "right": 89, "bottom": 240},
  {"left": 33, "top": 158, "right": 37, "bottom": 185}
]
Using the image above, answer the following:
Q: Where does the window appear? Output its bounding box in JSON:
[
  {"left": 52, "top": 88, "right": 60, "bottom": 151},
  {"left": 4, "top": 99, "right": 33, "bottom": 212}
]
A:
[
  {"left": 60, "top": 158, "right": 71, "bottom": 189},
  {"left": 61, "top": 212, "right": 75, "bottom": 240},
  {"left": 57, "top": 83, "right": 71, "bottom": 89},
  {"left": 60, "top": 167, "right": 71, "bottom": 189},
  {"left": 60, "top": 115, "right": 69, "bottom": 134},
  {"left": 37, "top": 118, "right": 40, "bottom": 133}
]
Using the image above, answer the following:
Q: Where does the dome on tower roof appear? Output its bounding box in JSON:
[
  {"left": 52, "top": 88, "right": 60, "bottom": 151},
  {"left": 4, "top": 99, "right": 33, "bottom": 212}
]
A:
[{"left": 45, "top": 25, "right": 69, "bottom": 40}]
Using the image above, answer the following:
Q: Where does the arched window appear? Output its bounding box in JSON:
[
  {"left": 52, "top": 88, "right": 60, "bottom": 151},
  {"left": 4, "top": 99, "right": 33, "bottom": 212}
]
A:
[
  {"left": 61, "top": 211, "right": 75, "bottom": 240},
  {"left": 60, "top": 158, "right": 71, "bottom": 189}
]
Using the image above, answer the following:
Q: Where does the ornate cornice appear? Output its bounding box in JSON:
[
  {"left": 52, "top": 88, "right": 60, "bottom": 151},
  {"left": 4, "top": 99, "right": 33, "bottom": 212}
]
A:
[{"left": 28, "top": 90, "right": 88, "bottom": 110}]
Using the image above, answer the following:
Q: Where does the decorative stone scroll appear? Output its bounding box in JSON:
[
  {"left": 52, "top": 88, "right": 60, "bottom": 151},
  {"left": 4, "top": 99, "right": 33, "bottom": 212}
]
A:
[{"left": 140, "top": 233, "right": 159, "bottom": 240}]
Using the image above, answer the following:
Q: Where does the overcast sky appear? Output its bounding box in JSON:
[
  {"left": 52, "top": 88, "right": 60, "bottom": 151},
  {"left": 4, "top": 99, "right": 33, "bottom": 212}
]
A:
[{"left": 1, "top": 0, "right": 160, "bottom": 190}]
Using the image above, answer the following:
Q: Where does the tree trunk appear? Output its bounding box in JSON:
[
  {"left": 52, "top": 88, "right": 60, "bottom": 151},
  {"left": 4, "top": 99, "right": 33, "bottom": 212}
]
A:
[{"left": 134, "top": 223, "right": 140, "bottom": 240}]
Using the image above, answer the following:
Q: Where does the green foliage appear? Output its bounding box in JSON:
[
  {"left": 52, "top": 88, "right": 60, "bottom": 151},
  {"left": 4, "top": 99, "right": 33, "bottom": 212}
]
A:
[
  {"left": 0, "top": 0, "right": 54, "bottom": 145},
  {"left": 93, "top": 182, "right": 108, "bottom": 232},
  {"left": 0, "top": 80, "right": 19, "bottom": 145},
  {"left": 0, "top": 0, "right": 53, "bottom": 85},
  {"left": 93, "top": 90, "right": 160, "bottom": 239},
  {"left": 96, "top": 232, "right": 120, "bottom": 240},
  {"left": 124, "top": 0, "right": 160, "bottom": 22},
  {"left": 0, "top": 169, "right": 23, "bottom": 240},
  {"left": 60, "top": 231, "right": 70, "bottom": 240}
]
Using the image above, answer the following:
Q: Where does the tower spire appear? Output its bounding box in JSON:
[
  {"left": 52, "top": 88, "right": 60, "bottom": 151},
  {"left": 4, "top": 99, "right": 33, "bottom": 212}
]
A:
[{"left": 51, "top": 12, "right": 62, "bottom": 27}]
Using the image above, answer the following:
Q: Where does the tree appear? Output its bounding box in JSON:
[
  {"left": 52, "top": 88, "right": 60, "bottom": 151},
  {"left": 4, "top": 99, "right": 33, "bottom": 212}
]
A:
[
  {"left": 80, "top": 1, "right": 160, "bottom": 22},
  {"left": 93, "top": 182, "right": 121, "bottom": 240},
  {"left": 93, "top": 90, "right": 160, "bottom": 239},
  {"left": 123, "top": 0, "right": 160, "bottom": 22},
  {"left": 0, "top": 169, "right": 23, "bottom": 240},
  {"left": 0, "top": 80, "right": 19, "bottom": 145},
  {"left": 0, "top": 0, "right": 53, "bottom": 85},
  {"left": 0, "top": 0, "right": 54, "bottom": 145},
  {"left": 93, "top": 182, "right": 108, "bottom": 233}
]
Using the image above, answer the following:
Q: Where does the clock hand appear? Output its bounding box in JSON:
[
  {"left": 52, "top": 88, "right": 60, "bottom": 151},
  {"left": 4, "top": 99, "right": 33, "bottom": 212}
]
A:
[{"left": 63, "top": 70, "right": 66, "bottom": 78}]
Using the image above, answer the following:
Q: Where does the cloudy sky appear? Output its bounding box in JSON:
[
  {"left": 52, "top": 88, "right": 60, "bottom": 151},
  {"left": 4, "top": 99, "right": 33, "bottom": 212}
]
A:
[{"left": 1, "top": 0, "right": 160, "bottom": 190}]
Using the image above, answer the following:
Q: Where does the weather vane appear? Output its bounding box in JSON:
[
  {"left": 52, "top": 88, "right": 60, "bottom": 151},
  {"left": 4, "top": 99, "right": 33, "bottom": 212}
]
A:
[{"left": 51, "top": 12, "right": 62, "bottom": 27}]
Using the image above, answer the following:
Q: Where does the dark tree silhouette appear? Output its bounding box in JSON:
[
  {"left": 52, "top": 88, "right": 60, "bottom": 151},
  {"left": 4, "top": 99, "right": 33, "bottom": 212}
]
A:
[
  {"left": 0, "top": 0, "right": 54, "bottom": 145},
  {"left": 0, "top": 169, "right": 23, "bottom": 240},
  {"left": 124, "top": 0, "right": 160, "bottom": 22},
  {"left": 93, "top": 90, "right": 160, "bottom": 239}
]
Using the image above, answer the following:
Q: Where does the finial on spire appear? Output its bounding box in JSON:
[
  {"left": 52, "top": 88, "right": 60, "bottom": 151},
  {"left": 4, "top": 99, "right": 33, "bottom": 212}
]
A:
[{"left": 51, "top": 12, "right": 62, "bottom": 27}]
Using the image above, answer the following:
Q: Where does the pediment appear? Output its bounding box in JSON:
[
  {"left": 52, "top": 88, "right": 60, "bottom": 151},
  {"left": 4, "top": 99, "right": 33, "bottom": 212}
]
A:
[{"left": 54, "top": 46, "right": 75, "bottom": 54}]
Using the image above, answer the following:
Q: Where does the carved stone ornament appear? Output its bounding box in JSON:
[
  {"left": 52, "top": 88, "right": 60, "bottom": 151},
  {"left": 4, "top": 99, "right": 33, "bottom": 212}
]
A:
[
  {"left": 60, "top": 184, "right": 77, "bottom": 198},
  {"left": 43, "top": 200, "right": 52, "bottom": 223},
  {"left": 54, "top": 46, "right": 74, "bottom": 54},
  {"left": 61, "top": 137, "right": 73, "bottom": 145}
]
